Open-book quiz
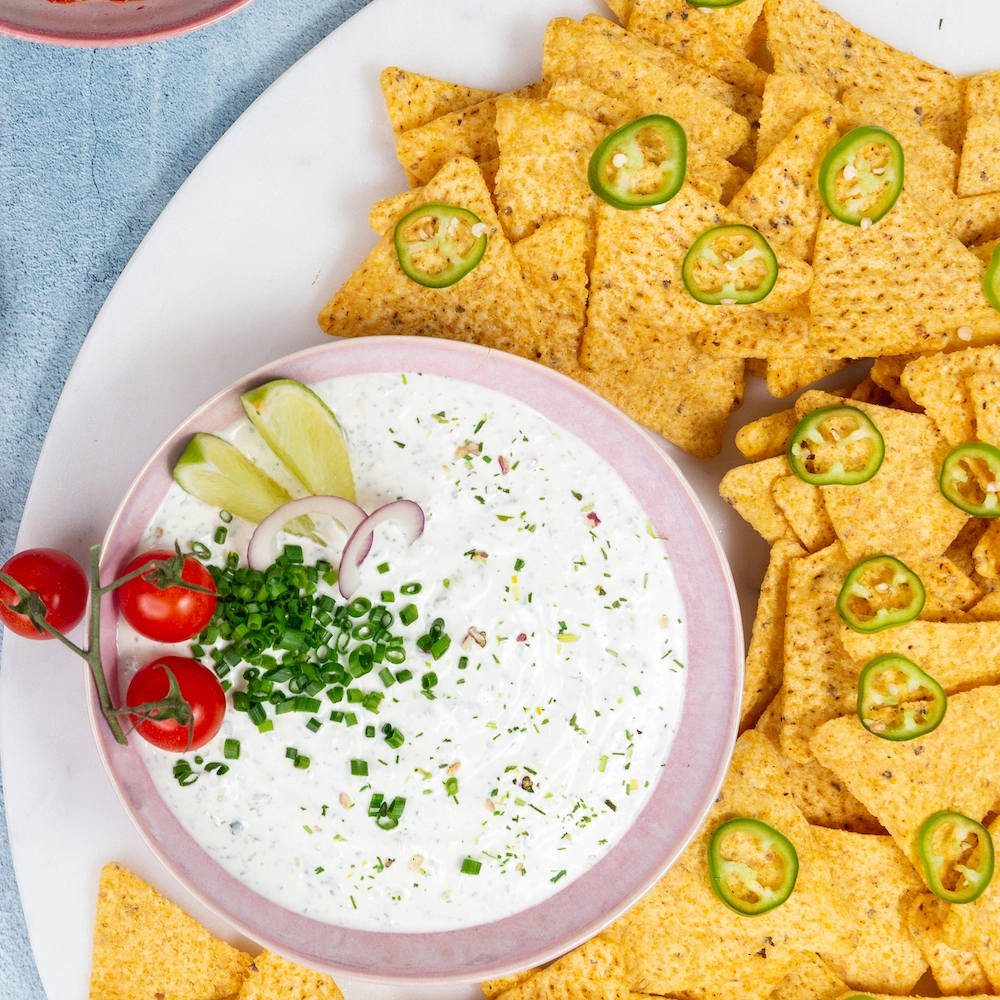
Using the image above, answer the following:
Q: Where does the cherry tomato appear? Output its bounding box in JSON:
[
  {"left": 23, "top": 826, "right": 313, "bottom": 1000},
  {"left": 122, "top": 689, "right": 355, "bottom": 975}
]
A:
[
  {"left": 117, "top": 549, "right": 217, "bottom": 643},
  {"left": 126, "top": 655, "right": 226, "bottom": 751},
  {"left": 0, "top": 548, "right": 89, "bottom": 639}
]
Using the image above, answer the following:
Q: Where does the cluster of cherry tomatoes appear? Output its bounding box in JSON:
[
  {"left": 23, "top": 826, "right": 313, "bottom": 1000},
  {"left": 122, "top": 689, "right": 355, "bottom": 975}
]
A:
[{"left": 0, "top": 547, "right": 226, "bottom": 751}]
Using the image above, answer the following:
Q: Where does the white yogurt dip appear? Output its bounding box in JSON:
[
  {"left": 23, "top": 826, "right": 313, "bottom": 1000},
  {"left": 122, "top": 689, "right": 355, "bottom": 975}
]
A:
[{"left": 119, "top": 371, "right": 687, "bottom": 932}]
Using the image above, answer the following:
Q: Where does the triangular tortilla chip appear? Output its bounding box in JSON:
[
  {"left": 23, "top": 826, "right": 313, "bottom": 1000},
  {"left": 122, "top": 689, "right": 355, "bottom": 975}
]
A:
[
  {"left": 626, "top": 0, "right": 768, "bottom": 96},
  {"left": 718, "top": 456, "right": 795, "bottom": 544},
  {"left": 668, "top": 960, "right": 799, "bottom": 1000},
  {"left": 730, "top": 111, "right": 841, "bottom": 263},
  {"left": 810, "top": 684, "right": 1000, "bottom": 874},
  {"left": 764, "top": 358, "right": 851, "bottom": 399},
  {"left": 89, "top": 862, "right": 252, "bottom": 1000},
  {"left": 969, "top": 369, "right": 1000, "bottom": 445},
  {"left": 767, "top": 953, "right": 848, "bottom": 1000},
  {"left": 735, "top": 408, "right": 798, "bottom": 462},
  {"left": 493, "top": 98, "right": 607, "bottom": 244},
  {"left": 772, "top": 475, "right": 835, "bottom": 553},
  {"left": 511, "top": 216, "right": 590, "bottom": 375},
  {"left": 973, "top": 521, "right": 1000, "bottom": 579},
  {"left": 764, "top": 0, "right": 961, "bottom": 150},
  {"left": 756, "top": 694, "right": 883, "bottom": 834},
  {"left": 696, "top": 304, "right": 811, "bottom": 359},
  {"left": 812, "top": 827, "right": 928, "bottom": 994},
  {"left": 901, "top": 347, "right": 1000, "bottom": 446},
  {"left": 808, "top": 192, "right": 1000, "bottom": 358},
  {"left": 604, "top": 0, "right": 633, "bottom": 25},
  {"left": 955, "top": 191, "right": 1000, "bottom": 245},
  {"left": 794, "top": 390, "right": 968, "bottom": 563},
  {"left": 607, "top": 732, "right": 851, "bottom": 994},
  {"left": 868, "top": 354, "right": 923, "bottom": 412},
  {"left": 482, "top": 970, "right": 540, "bottom": 1000},
  {"left": 368, "top": 188, "right": 425, "bottom": 237},
  {"left": 755, "top": 74, "right": 846, "bottom": 168},
  {"left": 541, "top": 18, "right": 751, "bottom": 158},
  {"left": 318, "top": 156, "right": 540, "bottom": 359},
  {"left": 546, "top": 76, "right": 632, "bottom": 128},
  {"left": 380, "top": 67, "right": 496, "bottom": 137},
  {"left": 959, "top": 72, "right": 1000, "bottom": 198},
  {"left": 908, "top": 893, "right": 993, "bottom": 995},
  {"left": 236, "top": 950, "right": 342, "bottom": 1000},
  {"left": 942, "top": 814, "right": 1000, "bottom": 955},
  {"left": 741, "top": 537, "right": 805, "bottom": 730}
]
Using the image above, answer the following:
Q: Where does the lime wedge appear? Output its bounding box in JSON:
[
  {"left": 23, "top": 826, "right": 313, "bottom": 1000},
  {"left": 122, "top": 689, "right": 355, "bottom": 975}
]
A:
[
  {"left": 174, "top": 433, "right": 294, "bottom": 523},
  {"left": 240, "top": 380, "right": 356, "bottom": 502}
]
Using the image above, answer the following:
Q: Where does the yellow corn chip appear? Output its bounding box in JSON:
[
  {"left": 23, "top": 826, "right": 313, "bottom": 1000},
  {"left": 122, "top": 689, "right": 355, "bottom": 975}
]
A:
[
  {"left": 745, "top": 357, "right": 767, "bottom": 378},
  {"left": 811, "top": 685, "right": 1000, "bottom": 874},
  {"left": 626, "top": 0, "right": 768, "bottom": 96},
  {"left": 671, "top": 958, "right": 800, "bottom": 1000},
  {"left": 943, "top": 815, "right": 1000, "bottom": 954},
  {"left": 812, "top": 827, "right": 928, "bottom": 994},
  {"left": 542, "top": 18, "right": 750, "bottom": 159},
  {"left": 545, "top": 76, "right": 632, "bottom": 127},
  {"left": 482, "top": 970, "right": 539, "bottom": 1000},
  {"left": 869, "top": 355, "right": 923, "bottom": 412},
  {"left": 840, "top": 88, "right": 960, "bottom": 233},
  {"left": 318, "top": 156, "right": 540, "bottom": 359},
  {"left": 767, "top": 953, "right": 848, "bottom": 1000},
  {"left": 764, "top": 0, "right": 961, "bottom": 150},
  {"left": 794, "top": 390, "right": 968, "bottom": 563},
  {"left": 842, "top": 375, "right": 895, "bottom": 406},
  {"left": 959, "top": 73, "right": 1000, "bottom": 198},
  {"left": 742, "top": 537, "right": 806, "bottom": 730},
  {"left": 730, "top": 111, "right": 841, "bottom": 263},
  {"left": 979, "top": 951, "right": 1000, "bottom": 991},
  {"left": 908, "top": 894, "right": 993, "bottom": 996},
  {"left": 765, "top": 359, "right": 852, "bottom": 399},
  {"left": 610, "top": 732, "right": 850, "bottom": 994},
  {"left": 901, "top": 347, "right": 1000, "bottom": 446},
  {"left": 969, "top": 369, "right": 1000, "bottom": 444},
  {"left": 969, "top": 590, "right": 1000, "bottom": 621},
  {"left": 755, "top": 75, "right": 846, "bottom": 168},
  {"left": 947, "top": 518, "right": 990, "bottom": 579},
  {"left": 89, "top": 862, "right": 252, "bottom": 1000},
  {"left": 969, "top": 236, "right": 1000, "bottom": 265},
  {"left": 487, "top": 936, "right": 628, "bottom": 1000},
  {"left": 719, "top": 456, "right": 795, "bottom": 544},
  {"left": 955, "top": 191, "right": 1000, "bottom": 245},
  {"left": 756, "top": 694, "right": 884, "bottom": 834},
  {"left": 493, "top": 97, "right": 607, "bottom": 244},
  {"left": 696, "top": 308, "right": 810, "bottom": 359},
  {"left": 604, "top": 0, "right": 633, "bottom": 25},
  {"left": 772, "top": 475, "right": 836, "bottom": 553},
  {"left": 380, "top": 67, "right": 496, "bottom": 137},
  {"left": 809, "top": 192, "right": 1000, "bottom": 358},
  {"left": 735, "top": 408, "right": 798, "bottom": 462},
  {"left": 973, "top": 521, "right": 1000, "bottom": 578},
  {"left": 511, "top": 216, "right": 590, "bottom": 375},
  {"left": 780, "top": 540, "right": 856, "bottom": 763},
  {"left": 236, "top": 951, "right": 342, "bottom": 1000},
  {"left": 368, "top": 189, "right": 426, "bottom": 237}
]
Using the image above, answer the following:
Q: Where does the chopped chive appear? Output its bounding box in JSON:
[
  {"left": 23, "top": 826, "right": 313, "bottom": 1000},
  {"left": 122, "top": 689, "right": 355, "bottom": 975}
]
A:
[
  {"left": 430, "top": 634, "right": 451, "bottom": 660},
  {"left": 444, "top": 776, "right": 458, "bottom": 796},
  {"left": 345, "top": 713, "right": 358, "bottom": 727},
  {"left": 633, "top": 685, "right": 641, "bottom": 696},
  {"left": 322, "top": 568, "right": 339, "bottom": 586},
  {"left": 395, "top": 669, "right": 413, "bottom": 683},
  {"left": 550, "top": 870, "right": 567, "bottom": 884},
  {"left": 294, "top": 755, "right": 310, "bottom": 769},
  {"left": 377, "top": 562, "right": 390, "bottom": 574},
  {"left": 257, "top": 720, "right": 274, "bottom": 734},
  {"left": 306, "top": 718, "right": 322, "bottom": 733},
  {"left": 379, "top": 667, "right": 396, "bottom": 687},
  {"left": 460, "top": 858, "right": 482, "bottom": 875},
  {"left": 399, "top": 604, "right": 418, "bottom": 626},
  {"left": 351, "top": 759, "right": 369, "bottom": 776},
  {"left": 283, "top": 544, "right": 304, "bottom": 563},
  {"left": 365, "top": 725, "right": 376, "bottom": 738},
  {"left": 381, "top": 590, "right": 394, "bottom": 603},
  {"left": 368, "top": 793, "right": 385, "bottom": 817},
  {"left": 330, "top": 711, "right": 345, "bottom": 723},
  {"left": 220, "top": 510, "right": 233, "bottom": 523},
  {"left": 190, "top": 643, "right": 205, "bottom": 658},
  {"left": 514, "top": 557, "right": 525, "bottom": 571},
  {"left": 400, "top": 582, "right": 422, "bottom": 595},
  {"left": 214, "top": 526, "right": 228, "bottom": 545},
  {"left": 286, "top": 747, "right": 299, "bottom": 760},
  {"left": 191, "top": 541, "right": 211, "bottom": 560},
  {"left": 224, "top": 739, "right": 241, "bottom": 760},
  {"left": 248, "top": 702, "right": 266, "bottom": 726},
  {"left": 421, "top": 672, "right": 438, "bottom": 690},
  {"left": 384, "top": 726, "right": 405, "bottom": 749}
]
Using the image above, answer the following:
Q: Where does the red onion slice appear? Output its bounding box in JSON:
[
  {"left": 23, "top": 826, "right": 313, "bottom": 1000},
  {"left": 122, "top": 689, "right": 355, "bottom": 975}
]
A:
[
  {"left": 338, "top": 499, "right": 425, "bottom": 599},
  {"left": 247, "top": 496, "right": 368, "bottom": 572}
]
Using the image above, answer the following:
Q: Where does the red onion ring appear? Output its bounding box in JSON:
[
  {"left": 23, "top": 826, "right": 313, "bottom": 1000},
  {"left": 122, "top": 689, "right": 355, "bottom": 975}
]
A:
[
  {"left": 247, "top": 496, "right": 367, "bottom": 572},
  {"left": 338, "top": 499, "right": 425, "bottom": 599}
]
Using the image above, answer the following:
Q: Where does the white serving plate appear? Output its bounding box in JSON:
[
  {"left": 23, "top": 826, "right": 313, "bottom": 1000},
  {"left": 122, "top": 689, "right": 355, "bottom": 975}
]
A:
[{"left": 3, "top": 0, "right": 998, "bottom": 997}]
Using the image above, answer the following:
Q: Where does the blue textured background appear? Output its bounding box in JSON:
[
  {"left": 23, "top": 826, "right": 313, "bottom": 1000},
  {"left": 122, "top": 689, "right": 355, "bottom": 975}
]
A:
[{"left": 0, "top": 0, "right": 370, "bottom": 992}]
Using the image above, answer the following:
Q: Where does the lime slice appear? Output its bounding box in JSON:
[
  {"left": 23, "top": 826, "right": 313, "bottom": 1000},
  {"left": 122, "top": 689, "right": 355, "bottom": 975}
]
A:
[
  {"left": 174, "top": 433, "right": 294, "bottom": 523},
  {"left": 240, "top": 379, "right": 356, "bottom": 502}
]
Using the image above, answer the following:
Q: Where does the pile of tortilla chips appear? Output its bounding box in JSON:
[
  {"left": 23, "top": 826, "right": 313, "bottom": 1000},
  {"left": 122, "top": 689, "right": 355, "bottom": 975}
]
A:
[{"left": 318, "top": 0, "right": 1000, "bottom": 462}]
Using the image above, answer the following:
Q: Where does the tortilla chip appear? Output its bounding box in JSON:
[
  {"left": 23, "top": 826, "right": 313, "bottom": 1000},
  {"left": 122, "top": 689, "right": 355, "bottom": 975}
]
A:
[
  {"left": 811, "top": 685, "right": 1000, "bottom": 874},
  {"left": 616, "top": 0, "right": 766, "bottom": 61},
  {"left": 735, "top": 409, "right": 798, "bottom": 463},
  {"left": 319, "top": 156, "right": 540, "bottom": 359},
  {"left": 954, "top": 191, "right": 1000, "bottom": 245},
  {"left": 811, "top": 827, "right": 928, "bottom": 994},
  {"left": 511, "top": 216, "right": 590, "bottom": 375},
  {"left": 908, "top": 894, "right": 993, "bottom": 996},
  {"left": 488, "top": 936, "right": 628, "bottom": 1000},
  {"left": 979, "top": 951, "right": 1000, "bottom": 992},
  {"left": 869, "top": 355, "right": 924, "bottom": 412},
  {"left": 626, "top": 0, "right": 768, "bottom": 96},
  {"left": 901, "top": 347, "right": 1000, "bottom": 446},
  {"left": 946, "top": 519, "right": 990, "bottom": 578},
  {"left": 541, "top": 18, "right": 750, "bottom": 159},
  {"left": 610, "top": 732, "right": 850, "bottom": 994},
  {"left": 757, "top": 695, "right": 884, "bottom": 834},
  {"left": 969, "top": 236, "right": 1000, "bottom": 266},
  {"left": 943, "top": 815, "right": 1000, "bottom": 954},
  {"left": 671, "top": 959, "right": 800, "bottom": 1000},
  {"left": 959, "top": 73, "right": 1000, "bottom": 198},
  {"left": 745, "top": 357, "right": 767, "bottom": 378},
  {"left": 235, "top": 951, "right": 341, "bottom": 1000},
  {"left": 969, "top": 590, "right": 1000, "bottom": 621},
  {"left": 755, "top": 75, "right": 847, "bottom": 169},
  {"left": 764, "top": 0, "right": 961, "bottom": 150},
  {"left": 368, "top": 189, "right": 425, "bottom": 237},
  {"left": 793, "top": 390, "right": 969, "bottom": 564},
  {"left": 545, "top": 76, "right": 632, "bottom": 128},
  {"left": 742, "top": 537, "right": 806, "bottom": 730},
  {"left": 841, "top": 376, "right": 895, "bottom": 406},
  {"left": 809, "top": 192, "right": 1000, "bottom": 358},
  {"left": 696, "top": 307, "right": 810, "bottom": 359},
  {"left": 765, "top": 359, "right": 852, "bottom": 399},
  {"left": 780, "top": 541, "right": 856, "bottom": 763},
  {"left": 604, "top": 0, "right": 633, "bottom": 25},
  {"left": 719, "top": 457, "right": 795, "bottom": 544},
  {"left": 380, "top": 67, "right": 496, "bottom": 137},
  {"left": 90, "top": 862, "right": 252, "bottom": 1000},
  {"left": 766, "top": 953, "right": 847, "bottom": 1000},
  {"left": 482, "top": 970, "right": 539, "bottom": 1000},
  {"left": 772, "top": 475, "right": 836, "bottom": 553},
  {"left": 968, "top": 369, "right": 1000, "bottom": 444},
  {"left": 973, "top": 521, "right": 1000, "bottom": 578},
  {"left": 730, "top": 111, "right": 842, "bottom": 263}
]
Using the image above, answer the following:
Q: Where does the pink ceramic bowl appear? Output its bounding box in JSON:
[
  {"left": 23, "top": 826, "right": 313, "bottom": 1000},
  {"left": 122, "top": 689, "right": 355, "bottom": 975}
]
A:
[
  {"left": 0, "top": 0, "right": 251, "bottom": 46},
  {"left": 92, "top": 336, "right": 742, "bottom": 983}
]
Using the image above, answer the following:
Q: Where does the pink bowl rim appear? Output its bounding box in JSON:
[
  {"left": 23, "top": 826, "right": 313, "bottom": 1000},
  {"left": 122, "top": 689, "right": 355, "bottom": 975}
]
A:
[
  {"left": 91, "top": 335, "right": 743, "bottom": 984},
  {"left": 0, "top": 0, "right": 253, "bottom": 47}
]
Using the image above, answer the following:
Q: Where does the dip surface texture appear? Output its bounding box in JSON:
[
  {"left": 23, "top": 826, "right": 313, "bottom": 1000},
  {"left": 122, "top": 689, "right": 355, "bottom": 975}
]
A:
[{"left": 119, "top": 372, "right": 687, "bottom": 931}]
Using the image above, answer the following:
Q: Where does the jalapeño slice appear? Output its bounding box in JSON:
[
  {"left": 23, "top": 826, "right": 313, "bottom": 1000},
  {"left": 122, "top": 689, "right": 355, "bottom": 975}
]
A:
[
  {"left": 681, "top": 225, "right": 779, "bottom": 306},
  {"left": 393, "top": 203, "right": 488, "bottom": 288},
  {"left": 588, "top": 115, "right": 686, "bottom": 210},
  {"left": 917, "top": 811, "right": 994, "bottom": 904},
  {"left": 857, "top": 653, "right": 946, "bottom": 741},
  {"left": 985, "top": 243, "right": 1000, "bottom": 313},
  {"left": 708, "top": 817, "right": 798, "bottom": 916},
  {"left": 837, "top": 555, "right": 925, "bottom": 634},
  {"left": 819, "top": 125, "right": 904, "bottom": 226},
  {"left": 940, "top": 442, "right": 1000, "bottom": 516},
  {"left": 787, "top": 406, "right": 885, "bottom": 486}
]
